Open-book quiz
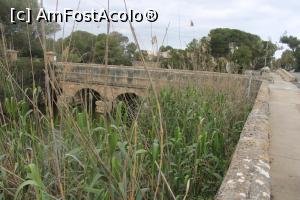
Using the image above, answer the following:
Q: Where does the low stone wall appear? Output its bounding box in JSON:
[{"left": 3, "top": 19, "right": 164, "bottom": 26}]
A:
[
  {"left": 276, "top": 68, "right": 297, "bottom": 82},
  {"left": 216, "top": 82, "right": 271, "bottom": 200}
]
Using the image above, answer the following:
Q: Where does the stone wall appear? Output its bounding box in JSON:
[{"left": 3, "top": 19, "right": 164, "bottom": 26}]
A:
[
  {"left": 55, "top": 62, "right": 262, "bottom": 114},
  {"left": 216, "top": 82, "right": 271, "bottom": 200},
  {"left": 55, "top": 63, "right": 261, "bottom": 100},
  {"left": 276, "top": 68, "right": 297, "bottom": 82}
]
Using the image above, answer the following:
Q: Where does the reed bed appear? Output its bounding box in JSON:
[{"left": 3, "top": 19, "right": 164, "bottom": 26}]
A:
[{"left": 0, "top": 76, "right": 255, "bottom": 199}]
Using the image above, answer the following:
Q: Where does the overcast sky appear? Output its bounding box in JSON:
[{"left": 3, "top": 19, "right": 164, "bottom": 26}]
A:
[{"left": 44, "top": 0, "right": 300, "bottom": 56}]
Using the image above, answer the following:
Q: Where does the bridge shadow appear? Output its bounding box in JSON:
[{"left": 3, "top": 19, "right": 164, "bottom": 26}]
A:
[
  {"left": 74, "top": 88, "right": 103, "bottom": 114},
  {"left": 113, "top": 93, "right": 141, "bottom": 124}
]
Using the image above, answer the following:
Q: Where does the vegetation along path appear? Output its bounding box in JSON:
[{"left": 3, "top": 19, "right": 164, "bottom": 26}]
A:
[{"left": 269, "top": 73, "right": 300, "bottom": 200}]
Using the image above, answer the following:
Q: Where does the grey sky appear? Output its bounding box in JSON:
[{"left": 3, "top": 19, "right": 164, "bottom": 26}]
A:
[{"left": 44, "top": 0, "right": 300, "bottom": 56}]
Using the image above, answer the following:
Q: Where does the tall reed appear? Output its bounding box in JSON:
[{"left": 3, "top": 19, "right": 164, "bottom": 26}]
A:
[{"left": 0, "top": 80, "right": 254, "bottom": 199}]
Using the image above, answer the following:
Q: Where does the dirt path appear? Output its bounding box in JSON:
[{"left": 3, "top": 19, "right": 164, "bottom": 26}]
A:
[{"left": 269, "top": 73, "right": 300, "bottom": 200}]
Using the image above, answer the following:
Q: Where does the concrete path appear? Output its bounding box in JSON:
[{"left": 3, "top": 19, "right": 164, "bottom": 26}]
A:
[{"left": 269, "top": 73, "right": 300, "bottom": 200}]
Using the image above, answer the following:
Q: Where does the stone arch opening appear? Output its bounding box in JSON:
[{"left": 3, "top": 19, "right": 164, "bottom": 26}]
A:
[
  {"left": 114, "top": 93, "right": 141, "bottom": 122},
  {"left": 74, "top": 88, "right": 103, "bottom": 113}
]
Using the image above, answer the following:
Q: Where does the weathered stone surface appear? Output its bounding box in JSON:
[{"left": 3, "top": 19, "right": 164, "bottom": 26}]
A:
[
  {"left": 54, "top": 62, "right": 261, "bottom": 104},
  {"left": 215, "top": 83, "right": 271, "bottom": 200},
  {"left": 95, "top": 100, "right": 113, "bottom": 113}
]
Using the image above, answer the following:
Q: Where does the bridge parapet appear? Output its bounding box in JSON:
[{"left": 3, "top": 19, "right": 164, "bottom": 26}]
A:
[
  {"left": 54, "top": 62, "right": 261, "bottom": 113},
  {"left": 54, "top": 62, "right": 260, "bottom": 88},
  {"left": 216, "top": 83, "right": 271, "bottom": 200}
]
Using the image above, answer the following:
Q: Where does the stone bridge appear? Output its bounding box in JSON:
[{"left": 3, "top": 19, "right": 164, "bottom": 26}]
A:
[
  {"left": 53, "top": 63, "right": 300, "bottom": 199},
  {"left": 53, "top": 62, "right": 278, "bottom": 199},
  {"left": 54, "top": 62, "right": 260, "bottom": 113}
]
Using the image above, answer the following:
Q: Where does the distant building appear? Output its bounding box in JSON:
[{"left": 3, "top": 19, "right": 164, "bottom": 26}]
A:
[
  {"left": 147, "top": 50, "right": 158, "bottom": 60},
  {"left": 160, "top": 50, "right": 171, "bottom": 59},
  {"left": 147, "top": 50, "right": 170, "bottom": 60}
]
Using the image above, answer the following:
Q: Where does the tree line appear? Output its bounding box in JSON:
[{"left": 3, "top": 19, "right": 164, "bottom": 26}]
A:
[
  {"left": 50, "top": 28, "right": 280, "bottom": 73},
  {"left": 160, "top": 28, "right": 278, "bottom": 73},
  {"left": 1, "top": 0, "right": 300, "bottom": 72},
  {"left": 0, "top": 0, "right": 60, "bottom": 57},
  {"left": 276, "top": 35, "right": 300, "bottom": 72}
]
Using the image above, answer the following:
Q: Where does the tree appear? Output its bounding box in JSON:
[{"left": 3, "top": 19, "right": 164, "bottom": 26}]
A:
[
  {"left": 232, "top": 45, "right": 252, "bottom": 71},
  {"left": 294, "top": 48, "right": 300, "bottom": 72},
  {"left": 126, "top": 42, "right": 137, "bottom": 59},
  {"left": 279, "top": 50, "right": 296, "bottom": 70},
  {"left": 61, "top": 31, "right": 96, "bottom": 63},
  {"left": 185, "top": 37, "right": 217, "bottom": 71},
  {"left": 0, "top": 0, "right": 60, "bottom": 57},
  {"left": 208, "top": 28, "right": 276, "bottom": 71},
  {"left": 280, "top": 36, "right": 300, "bottom": 52},
  {"left": 45, "top": 22, "right": 61, "bottom": 36},
  {"left": 159, "top": 28, "right": 277, "bottom": 73},
  {"left": 280, "top": 35, "right": 300, "bottom": 71},
  {"left": 159, "top": 46, "right": 190, "bottom": 70},
  {"left": 94, "top": 32, "right": 132, "bottom": 65}
]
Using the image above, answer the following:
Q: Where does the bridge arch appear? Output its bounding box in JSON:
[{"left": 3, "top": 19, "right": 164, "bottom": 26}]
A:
[
  {"left": 114, "top": 92, "right": 142, "bottom": 120},
  {"left": 74, "top": 88, "right": 104, "bottom": 113}
]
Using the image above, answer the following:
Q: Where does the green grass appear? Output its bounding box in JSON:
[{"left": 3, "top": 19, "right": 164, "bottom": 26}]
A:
[{"left": 0, "top": 83, "right": 253, "bottom": 199}]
